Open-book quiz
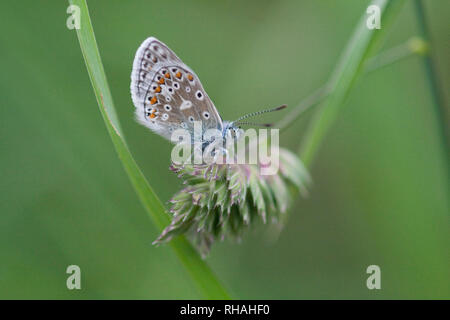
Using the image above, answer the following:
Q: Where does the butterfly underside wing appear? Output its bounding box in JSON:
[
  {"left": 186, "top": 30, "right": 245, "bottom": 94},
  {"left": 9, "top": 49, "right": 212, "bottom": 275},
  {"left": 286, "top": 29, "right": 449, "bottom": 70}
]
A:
[{"left": 130, "top": 37, "right": 223, "bottom": 141}]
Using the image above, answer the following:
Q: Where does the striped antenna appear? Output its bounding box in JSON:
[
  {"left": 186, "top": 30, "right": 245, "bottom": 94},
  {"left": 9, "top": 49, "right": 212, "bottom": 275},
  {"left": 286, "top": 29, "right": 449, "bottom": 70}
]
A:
[
  {"left": 232, "top": 104, "right": 287, "bottom": 124},
  {"left": 234, "top": 121, "right": 272, "bottom": 127}
]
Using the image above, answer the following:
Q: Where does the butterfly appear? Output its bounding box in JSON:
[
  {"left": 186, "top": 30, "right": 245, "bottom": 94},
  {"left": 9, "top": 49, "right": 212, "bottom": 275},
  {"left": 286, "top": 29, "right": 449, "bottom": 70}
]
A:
[{"left": 130, "top": 37, "right": 286, "bottom": 149}]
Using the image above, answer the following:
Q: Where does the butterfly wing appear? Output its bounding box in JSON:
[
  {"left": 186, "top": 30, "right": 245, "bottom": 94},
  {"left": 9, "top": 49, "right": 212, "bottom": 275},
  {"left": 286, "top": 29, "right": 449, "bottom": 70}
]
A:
[{"left": 130, "top": 37, "right": 223, "bottom": 141}]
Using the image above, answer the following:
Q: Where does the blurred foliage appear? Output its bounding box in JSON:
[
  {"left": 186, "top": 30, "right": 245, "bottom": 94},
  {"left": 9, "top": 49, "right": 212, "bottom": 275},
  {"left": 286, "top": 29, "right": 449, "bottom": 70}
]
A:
[{"left": 0, "top": 0, "right": 448, "bottom": 299}]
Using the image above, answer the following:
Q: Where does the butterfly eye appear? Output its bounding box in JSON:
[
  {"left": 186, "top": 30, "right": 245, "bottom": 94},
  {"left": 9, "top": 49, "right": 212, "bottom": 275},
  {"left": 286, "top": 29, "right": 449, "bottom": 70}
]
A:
[
  {"left": 164, "top": 105, "right": 172, "bottom": 111},
  {"left": 189, "top": 116, "right": 194, "bottom": 123},
  {"left": 203, "top": 112, "right": 210, "bottom": 119},
  {"left": 196, "top": 90, "right": 204, "bottom": 100}
]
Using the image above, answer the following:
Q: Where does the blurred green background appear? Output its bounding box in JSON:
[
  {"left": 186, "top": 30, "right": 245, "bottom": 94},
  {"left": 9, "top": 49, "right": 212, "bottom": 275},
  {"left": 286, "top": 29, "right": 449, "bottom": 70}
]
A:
[{"left": 0, "top": 0, "right": 448, "bottom": 299}]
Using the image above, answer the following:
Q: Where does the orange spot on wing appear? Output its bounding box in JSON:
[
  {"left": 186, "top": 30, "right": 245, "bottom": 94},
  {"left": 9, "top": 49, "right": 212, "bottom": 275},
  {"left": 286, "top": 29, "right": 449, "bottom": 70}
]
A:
[
  {"left": 165, "top": 73, "right": 171, "bottom": 79},
  {"left": 150, "top": 96, "right": 157, "bottom": 104},
  {"left": 159, "top": 78, "right": 165, "bottom": 84},
  {"left": 155, "top": 86, "right": 161, "bottom": 93},
  {"left": 149, "top": 113, "right": 156, "bottom": 118},
  {"left": 176, "top": 72, "right": 182, "bottom": 79},
  {"left": 187, "top": 74, "right": 194, "bottom": 81}
]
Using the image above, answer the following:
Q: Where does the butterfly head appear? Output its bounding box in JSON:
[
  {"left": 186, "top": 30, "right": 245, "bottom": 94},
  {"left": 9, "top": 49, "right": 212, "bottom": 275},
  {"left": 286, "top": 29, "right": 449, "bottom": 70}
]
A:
[
  {"left": 222, "top": 104, "right": 288, "bottom": 142},
  {"left": 222, "top": 121, "right": 243, "bottom": 142}
]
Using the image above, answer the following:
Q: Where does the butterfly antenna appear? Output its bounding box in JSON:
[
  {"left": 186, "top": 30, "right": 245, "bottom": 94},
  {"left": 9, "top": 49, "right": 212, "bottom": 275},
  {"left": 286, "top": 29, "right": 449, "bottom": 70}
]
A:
[
  {"left": 234, "top": 121, "right": 273, "bottom": 127},
  {"left": 232, "top": 104, "right": 287, "bottom": 124}
]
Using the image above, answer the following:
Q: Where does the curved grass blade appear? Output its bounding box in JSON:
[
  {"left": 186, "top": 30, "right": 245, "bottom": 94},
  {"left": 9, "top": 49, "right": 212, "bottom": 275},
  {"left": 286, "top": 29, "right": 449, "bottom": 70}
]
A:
[
  {"left": 299, "top": 0, "right": 405, "bottom": 166},
  {"left": 68, "top": 0, "right": 230, "bottom": 299}
]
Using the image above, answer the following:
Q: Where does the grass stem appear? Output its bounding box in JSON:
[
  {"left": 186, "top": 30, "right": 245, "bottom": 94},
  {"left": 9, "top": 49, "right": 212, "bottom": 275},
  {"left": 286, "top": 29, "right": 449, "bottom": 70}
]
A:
[
  {"left": 296, "top": 0, "right": 405, "bottom": 167},
  {"left": 413, "top": 0, "right": 449, "bottom": 172},
  {"left": 278, "top": 35, "right": 417, "bottom": 134},
  {"left": 69, "top": 0, "right": 231, "bottom": 299}
]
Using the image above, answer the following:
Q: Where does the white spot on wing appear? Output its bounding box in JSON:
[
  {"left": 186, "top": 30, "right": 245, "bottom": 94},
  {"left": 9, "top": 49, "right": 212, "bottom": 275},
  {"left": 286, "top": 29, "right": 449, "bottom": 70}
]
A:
[{"left": 180, "top": 100, "right": 192, "bottom": 110}]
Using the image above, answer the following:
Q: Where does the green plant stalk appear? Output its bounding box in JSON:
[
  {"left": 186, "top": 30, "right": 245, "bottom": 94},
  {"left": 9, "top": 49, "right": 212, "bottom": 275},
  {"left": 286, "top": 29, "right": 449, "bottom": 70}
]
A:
[
  {"left": 69, "top": 0, "right": 230, "bottom": 299},
  {"left": 413, "top": 0, "right": 449, "bottom": 173},
  {"left": 299, "top": 0, "right": 405, "bottom": 167},
  {"left": 278, "top": 36, "right": 418, "bottom": 133},
  {"left": 364, "top": 38, "right": 418, "bottom": 72},
  {"left": 277, "top": 86, "right": 329, "bottom": 133}
]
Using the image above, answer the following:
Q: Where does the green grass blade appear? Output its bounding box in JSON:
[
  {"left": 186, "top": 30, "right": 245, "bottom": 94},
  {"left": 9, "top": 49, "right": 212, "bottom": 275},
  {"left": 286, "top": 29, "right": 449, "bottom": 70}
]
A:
[
  {"left": 413, "top": 0, "right": 449, "bottom": 172},
  {"left": 299, "top": 0, "right": 405, "bottom": 167},
  {"left": 68, "top": 0, "right": 230, "bottom": 299}
]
